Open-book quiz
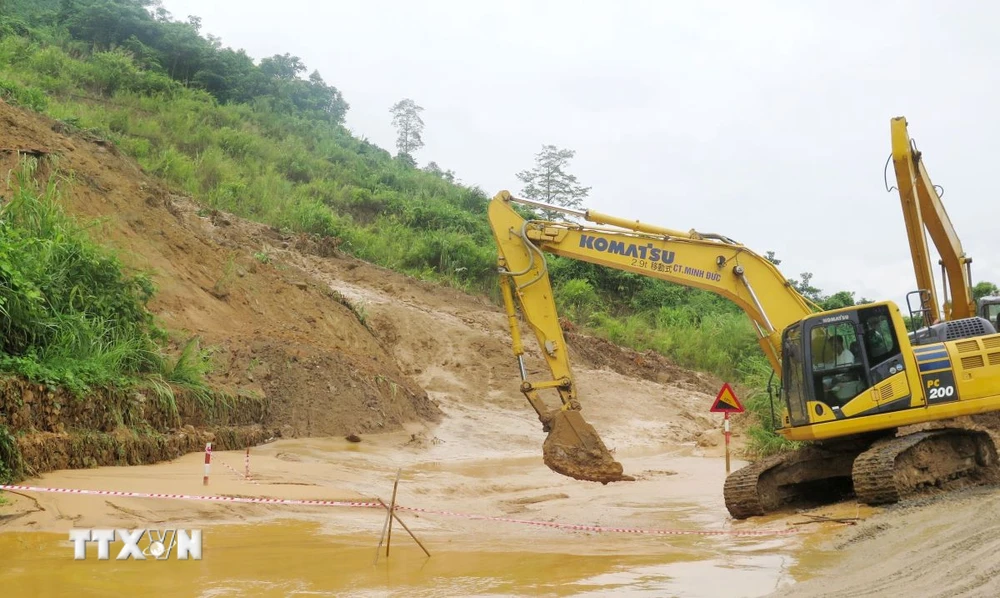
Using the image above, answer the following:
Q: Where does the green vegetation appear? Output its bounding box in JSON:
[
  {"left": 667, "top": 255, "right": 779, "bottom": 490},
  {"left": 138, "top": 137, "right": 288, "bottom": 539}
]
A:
[
  {"left": 974, "top": 281, "right": 1000, "bottom": 301},
  {"left": 0, "top": 422, "right": 22, "bottom": 484},
  {"left": 1, "top": 0, "right": 962, "bottom": 459},
  {"left": 0, "top": 42, "right": 497, "bottom": 293},
  {"left": 0, "top": 160, "right": 213, "bottom": 405},
  {"left": 516, "top": 144, "right": 592, "bottom": 220}
]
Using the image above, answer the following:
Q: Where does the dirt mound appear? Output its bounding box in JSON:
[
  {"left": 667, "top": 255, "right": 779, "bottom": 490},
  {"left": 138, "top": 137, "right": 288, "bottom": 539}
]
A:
[
  {"left": 565, "top": 331, "right": 722, "bottom": 396},
  {"left": 542, "top": 407, "right": 634, "bottom": 484},
  {"left": 0, "top": 99, "right": 441, "bottom": 445},
  {"left": 771, "top": 486, "right": 1000, "bottom": 598}
]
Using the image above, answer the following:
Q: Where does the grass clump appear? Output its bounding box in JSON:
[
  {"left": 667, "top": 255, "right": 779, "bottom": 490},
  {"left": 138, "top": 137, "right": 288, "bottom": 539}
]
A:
[
  {"left": 0, "top": 159, "right": 212, "bottom": 401},
  {"left": 0, "top": 423, "right": 23, "bottom": 484}
]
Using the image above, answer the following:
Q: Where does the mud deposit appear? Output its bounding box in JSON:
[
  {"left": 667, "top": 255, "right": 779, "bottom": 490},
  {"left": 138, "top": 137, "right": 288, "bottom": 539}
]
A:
[
  {"left": 0, "top": 436, "right": 839, "bottom": 598},
  {"left": 542, "top": 408, "right": 634, "bottom": 484}
]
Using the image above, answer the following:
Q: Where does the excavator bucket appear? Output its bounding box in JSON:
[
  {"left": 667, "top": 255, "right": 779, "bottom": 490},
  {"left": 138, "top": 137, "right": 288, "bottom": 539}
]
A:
[{"left": 542, "top": 408, "right": 634, "bottom": 484}]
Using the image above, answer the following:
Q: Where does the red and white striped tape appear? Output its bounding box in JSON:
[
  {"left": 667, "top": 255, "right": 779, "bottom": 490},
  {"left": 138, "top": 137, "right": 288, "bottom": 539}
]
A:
[
  {"left": 0, "top": 484, "right": 380, "bottom": 508},
  {"left": 0, "top": 483, "right": 798, "bottom": 537},
  {"left": 393, "top": 505, "right": 797, "bottom": 536},
  {"left": 217, "top": 457, "right": 260, "bottom": 485}
]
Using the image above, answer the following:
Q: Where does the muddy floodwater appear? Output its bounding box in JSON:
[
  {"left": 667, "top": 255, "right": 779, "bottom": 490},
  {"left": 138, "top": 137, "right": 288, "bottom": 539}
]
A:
[
  {"left": 1, "top": 520, "right": 841, "bottom": 597},
  {"left": 0, "top": 431, "right": 853, "bottom": 598}
]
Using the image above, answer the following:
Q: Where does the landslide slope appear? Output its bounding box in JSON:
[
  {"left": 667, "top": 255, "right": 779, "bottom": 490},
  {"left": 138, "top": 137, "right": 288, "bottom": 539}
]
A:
[
  {"left": 1, "top": 97, "right": 730, "bottom": 476},
  {"left": 0, "top": 98, "right": 441, "bottom": 445}
]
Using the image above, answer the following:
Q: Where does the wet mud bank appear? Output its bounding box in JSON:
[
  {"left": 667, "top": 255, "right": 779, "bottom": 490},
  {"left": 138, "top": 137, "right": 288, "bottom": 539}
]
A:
[{"left": 0, "top": 375, "right": 274, "bottom": 480}]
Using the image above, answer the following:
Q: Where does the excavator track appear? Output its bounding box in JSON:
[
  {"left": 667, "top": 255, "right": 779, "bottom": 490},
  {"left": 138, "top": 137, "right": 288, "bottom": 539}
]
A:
[
  {"left": 852, "top": 429, "right": 999, "bottom": 506},
  {"left": 723, "top": 452, "right": 788, "bottom": 519},
  {"left": 723, "top": 443, "right": 861, "bottom": 519}
]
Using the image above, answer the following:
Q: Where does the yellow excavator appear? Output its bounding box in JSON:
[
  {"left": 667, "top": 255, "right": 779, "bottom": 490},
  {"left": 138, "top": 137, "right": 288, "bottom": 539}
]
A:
[{"left": 488, "top": 117, "right": 1000, "bottom": 519}]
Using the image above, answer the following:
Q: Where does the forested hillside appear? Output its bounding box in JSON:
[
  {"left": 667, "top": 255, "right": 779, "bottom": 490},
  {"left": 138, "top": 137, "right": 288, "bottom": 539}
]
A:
[{"left": 5, "top": 0, "right": 990, "bottom": 455}]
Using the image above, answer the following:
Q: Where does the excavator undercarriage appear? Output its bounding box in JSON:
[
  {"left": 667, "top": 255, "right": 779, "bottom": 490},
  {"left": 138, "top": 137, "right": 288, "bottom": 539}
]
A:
[{"left": 723, "top": 427, "right": 999, "bottom": 518}]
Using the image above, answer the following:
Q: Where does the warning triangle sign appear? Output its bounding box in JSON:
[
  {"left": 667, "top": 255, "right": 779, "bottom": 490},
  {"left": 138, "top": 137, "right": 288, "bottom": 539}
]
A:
[{"left": 710, "top": 382, "right": 744, "bottom": 413}]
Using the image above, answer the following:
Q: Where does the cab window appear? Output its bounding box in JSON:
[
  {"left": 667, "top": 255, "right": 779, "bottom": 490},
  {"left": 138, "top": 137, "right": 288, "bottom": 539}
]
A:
[
  {"left": 984, "top": 303, "right": 1000, "bottom": 329},
  {"left": 810, "top": 322, "right": 860, "bottom": 371},
  {"left": 859, "top": 304, "right": 901, "bottom": 365},
  {"left": 986, "top": 304, "right": 1000, "bottom": 320},
  {"left": 810, "top": 320, "right": 865, "bottom": 407},
  {"left": 782, "top": 324, "right": 808, "bottom": 426}
]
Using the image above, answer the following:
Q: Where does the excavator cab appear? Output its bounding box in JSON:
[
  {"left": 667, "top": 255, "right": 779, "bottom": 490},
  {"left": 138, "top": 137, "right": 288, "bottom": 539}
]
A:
[
  {"left": 781, "top": 297, "right": 997, "bottom": 439},
  {"left": 781, "top": 303, "right": 907, "bottom": 430}
]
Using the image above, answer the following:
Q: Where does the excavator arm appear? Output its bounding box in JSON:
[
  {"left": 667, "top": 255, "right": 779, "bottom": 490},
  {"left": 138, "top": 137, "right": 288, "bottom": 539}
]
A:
[
  {"left": 890, "top": 116, "right": 976, "bottom": 322},
  {"left": 488, "top": 190, "right": 817, "bottom": 483}
]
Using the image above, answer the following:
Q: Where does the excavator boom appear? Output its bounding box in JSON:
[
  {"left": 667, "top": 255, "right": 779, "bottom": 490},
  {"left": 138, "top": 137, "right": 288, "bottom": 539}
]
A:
[
  {"left": 488, "top": 190, "right": 816, "bottom": 482},
  {"left": 890, "top": 116, "right": 976, "bottom": 321}
]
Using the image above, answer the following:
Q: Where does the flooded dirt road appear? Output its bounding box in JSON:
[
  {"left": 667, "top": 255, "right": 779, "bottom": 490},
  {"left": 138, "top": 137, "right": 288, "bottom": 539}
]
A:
[
  {"left": 1, "top": 520, "right": 834, "bottom": 598},
  {"left": 0, "top": 428, "right": 849, "bottom": 598},
  {"left": 0, "top": 232, "right": 842, "bottom": 596}
]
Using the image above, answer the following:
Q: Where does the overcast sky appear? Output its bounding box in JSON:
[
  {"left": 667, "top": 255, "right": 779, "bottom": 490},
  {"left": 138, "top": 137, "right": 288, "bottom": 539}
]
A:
[{"left": 163, "top": 0, "right": 999, "bottom": 314}]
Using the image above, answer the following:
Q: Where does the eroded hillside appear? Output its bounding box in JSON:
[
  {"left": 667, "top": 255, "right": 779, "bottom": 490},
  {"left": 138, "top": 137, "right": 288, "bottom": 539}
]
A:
[
  {"left": 0, "top": 98, "right": 730, "bottom": 478},
  {"left": 0, "top": 98, "right": 439, "bottom": 461}
]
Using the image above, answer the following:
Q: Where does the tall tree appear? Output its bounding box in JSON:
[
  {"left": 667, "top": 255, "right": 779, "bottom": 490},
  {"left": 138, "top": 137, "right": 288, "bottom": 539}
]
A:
[
  {"left": 821, "top": 290, "right": 856, "bottom": 310},
  {"left": 790, "top": 272, "right": 823, "bottom": 302},
  {"left": 259, "top": 52, "right": 305, "bottom": 81},
  {"left": 389, "top": 98, "right": 425, "bottom": 161},
  {"left": 516, "top": 144, "right": 591, "bottom": 220},
  {"left": 423, "top": 161, "right": 455, "bottom": 182},
  {"left": 973, "top": 281, "right": 1000, "bottom": 302}
]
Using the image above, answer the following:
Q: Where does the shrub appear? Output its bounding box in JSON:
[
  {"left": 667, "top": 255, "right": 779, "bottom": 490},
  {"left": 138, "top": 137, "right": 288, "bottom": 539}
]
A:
[
  {"left": 0, "top": 77, "right": 47, "bottom": 111},
  {"left": 0, "top": 161, "right": 212, "bottom": 399}
]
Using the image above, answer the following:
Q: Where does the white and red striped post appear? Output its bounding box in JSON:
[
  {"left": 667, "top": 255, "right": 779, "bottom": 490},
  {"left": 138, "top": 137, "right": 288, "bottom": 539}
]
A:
[
  {"left": 724, "top": 413, "right": 731, "bottom": 475},
  {"left": 203, "top": 442, "right": 212, "bottom": 486},
  {"left": 244, "top": 447, "right": 250, "bottom": 480}
]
